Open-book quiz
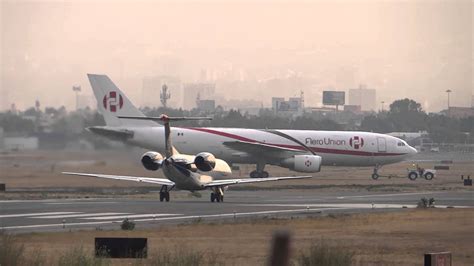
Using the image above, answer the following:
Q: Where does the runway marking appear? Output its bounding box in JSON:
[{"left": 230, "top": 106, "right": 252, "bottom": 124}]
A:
[
  {"left": 82, "top": 213, "right": 181, "bottom": 220},
  {"left": 45, "top": 202, "right": 119, "bottom": 205},
  {"left": 1, "top": 208, "right": 331, "bottom": 230},
  {"left": 237, "top": 203, "right": 472, "bottom": 209},
  {"left": 0, "top": 212, "right": 79, "bottom": 218},
  {"left": 32, "top": 213, "right": 130, "bottom": 219},
  {"left": 335, "top": 192, "right": 442, "bottom": 199}
]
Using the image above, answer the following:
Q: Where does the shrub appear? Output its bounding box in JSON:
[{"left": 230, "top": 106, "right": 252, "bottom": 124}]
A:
[
  {"left": 0, "top": 231, "right": 25, "bottom": 266},
  {"left": 121, "top": 218, "right": 135, "bottom": 230},
  {"left": 295, "top": 240, "right": 353, "bottom": 266},
  {"left": 417, "top": 197, "right": 435, "bottom": 208}
]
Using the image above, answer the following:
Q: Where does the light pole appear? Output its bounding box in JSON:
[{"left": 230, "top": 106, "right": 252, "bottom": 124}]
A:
[
  {"left": 381, "top": 101, "right": 385, "bottom": 112},
  {"left": 72, "top": 86, "right": 81, "bottom": 111},
  {"left": 446, "top": 89, "right": 452, "bottom": 116}
]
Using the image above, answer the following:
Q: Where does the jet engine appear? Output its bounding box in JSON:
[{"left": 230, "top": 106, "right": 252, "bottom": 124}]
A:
[
  {"left": 281, "top": 155, "right": 322, "bottom": 173},
  {"left": 194, "top": 152, "right": 216, "bottom": 172},
  {"left": 141, "top": 151, "right": 164, "bottom": 171}
]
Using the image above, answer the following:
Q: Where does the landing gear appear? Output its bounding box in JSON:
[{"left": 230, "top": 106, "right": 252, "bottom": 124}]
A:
[
  {"left": 250, "top": 171, "right": 269, "bottom": 178},
  {"left": 371, "top": 165, "right": 381, "bottom": 180},
  {"left": 159, "top": 185, "right": 172, "bottom": 202},
  {"left": 250, "top": 162, "right": 269, "bottom": 178},
  {"left": 210, "top": 187, "right": 224, "bottom": 203}
]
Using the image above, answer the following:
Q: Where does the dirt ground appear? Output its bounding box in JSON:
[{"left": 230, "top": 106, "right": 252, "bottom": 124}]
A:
[
  {"left": 1, "top": 149, "right": 473, "bottom": 194},
  {"left": 11, "top": 209, "right": 474, "bottom": 265}
]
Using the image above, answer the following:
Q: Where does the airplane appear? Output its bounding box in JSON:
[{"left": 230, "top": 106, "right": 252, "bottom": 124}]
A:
[
  {"left": 63, "top": 114, "right": 311, "bottom": 202},
  {"left": 87, "top": 74, "right": 418, "bottom": 180}
]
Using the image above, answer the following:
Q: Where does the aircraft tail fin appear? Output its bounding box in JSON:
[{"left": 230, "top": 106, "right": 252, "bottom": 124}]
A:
[{"left": 88, "top": 74, "right": 156, "bottom": 127}]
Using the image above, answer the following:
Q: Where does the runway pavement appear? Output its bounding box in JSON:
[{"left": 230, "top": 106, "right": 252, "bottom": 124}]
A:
[{"left": 1, "top": 190, "right": 473, "bottom": 233}]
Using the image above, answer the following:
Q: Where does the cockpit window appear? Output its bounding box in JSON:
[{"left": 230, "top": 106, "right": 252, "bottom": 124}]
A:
[{"left": 397, "top": 142, "right": 406, "bottom": 147}]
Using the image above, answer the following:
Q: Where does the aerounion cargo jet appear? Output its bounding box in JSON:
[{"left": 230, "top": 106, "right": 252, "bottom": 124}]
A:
[{"left": 87, "top": 74, "right": 417, "bottom": 179}]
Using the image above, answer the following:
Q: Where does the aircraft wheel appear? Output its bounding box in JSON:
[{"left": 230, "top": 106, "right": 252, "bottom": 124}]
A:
[
  {"left": 220, "top": 195, "right": 224, "bottom": 202},
  {"left": 216, "top": 194, "right": 221, "bottom": 202},
  {"left": 371, "top": 173, "right": 379, "bottom": 180},
  {"left": 165, "top": 192, "right": 170, "bottom": 202},
  {"left": 424, "top": 172, "right": 434, "bottom": 180},
  {"left": 159, "top": 192, "right": 165, "bottom": 202},
  {"left": 250, "top": 171, "right": 259, "bottom": 178},
  {"left": 408, "top": 172, "right": 418, "bottom": 181},
  {"left": 262, "top": 171, "right": 269, "bottom": 178},
  {"left": 210, "top": 193, "right": 215, "bottom": 202}
]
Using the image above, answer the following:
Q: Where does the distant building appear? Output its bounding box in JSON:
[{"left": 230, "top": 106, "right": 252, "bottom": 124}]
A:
[
  {"left": 348, "top": 84, "right": 376, "bottom": 111},
  {"left": 142, "top": 76, "right": 182, "bottom": 108},
  {"left": 344, "top": 105, "right": 362, "bottom": 114},
  {"left": 182, "top": 83, "right": 215, "bottom": 110},
  {"left": 271, "top": 96, "right": 304, "bottom": 117},
  {"left": 445, "top": 107, "right": 474, "bottom": 119},
  {"left": 4, "top": 137, "right": 39, "bottom": 151},
  {"left": 197, "top": 100, "right": 215, "bottom": 113}
]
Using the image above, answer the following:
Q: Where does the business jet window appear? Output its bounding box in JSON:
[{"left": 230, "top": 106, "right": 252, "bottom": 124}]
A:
[{"left": 177, "top": 132, "right": 184, "bottom": 136}]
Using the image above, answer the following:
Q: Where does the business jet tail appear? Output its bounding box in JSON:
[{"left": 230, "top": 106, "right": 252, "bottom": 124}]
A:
[{"left": 88, "top": 74, "right": 155, "bottom": 127}]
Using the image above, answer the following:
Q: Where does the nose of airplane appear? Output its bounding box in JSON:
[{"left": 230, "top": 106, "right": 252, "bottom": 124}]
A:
[{"left": 409, "top": 146, "right": 418, "bottom": 155}]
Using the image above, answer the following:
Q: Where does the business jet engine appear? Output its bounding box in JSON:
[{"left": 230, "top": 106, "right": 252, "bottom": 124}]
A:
[
  {"left": 281, "top": 155, "right": 322, "bottom": 173},
  {"left": 194, "top": 152, "right": 216, "bottom": 172},
  {"left": 141, "top": 151, "right": 164, "bottom": 171}
]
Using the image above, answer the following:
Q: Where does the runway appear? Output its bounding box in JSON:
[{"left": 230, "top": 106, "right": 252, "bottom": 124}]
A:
[{"left": 1, "top": 190, "right": 473, "bottom": 233}]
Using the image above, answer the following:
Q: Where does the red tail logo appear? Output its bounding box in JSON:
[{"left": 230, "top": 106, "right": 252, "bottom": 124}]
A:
[
  {"left": 103, "top": 91, "right": 123, "bottom": 112},
  {"left": 349, "top": 136, "right": 364, "bottom": 149}
]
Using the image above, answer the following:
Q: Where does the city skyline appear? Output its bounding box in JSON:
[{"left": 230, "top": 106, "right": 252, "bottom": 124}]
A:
[{"left": 1, "top": 1, "right": 472, "bottom": 112}]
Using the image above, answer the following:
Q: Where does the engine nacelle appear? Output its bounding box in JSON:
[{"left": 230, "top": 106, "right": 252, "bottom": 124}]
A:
[
  {"left": 281, "top": 155, "right": 322, "bottom": 173},
  {"left": 141, "top": 151, "right": 164, "bottom": 171},
  {"left": 194, "top": 152, "right": 216, "bottom": 172}
]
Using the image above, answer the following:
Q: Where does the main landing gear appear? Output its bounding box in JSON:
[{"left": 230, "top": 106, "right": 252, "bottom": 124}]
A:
[
  {"left": 159, "top": 185, "right": 173, "bottom": 202},
  {"left": 249, "top": 162, "right": 269, "bottom": 178},
  {"left": 210, "top": 186, "right": 224, "bottom": 203}
]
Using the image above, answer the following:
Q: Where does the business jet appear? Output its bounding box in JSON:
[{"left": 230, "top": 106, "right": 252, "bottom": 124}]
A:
[
  {"left": 64, "top": 115, "right": 310, "bottom": 202},
  {"left": 87, "top": 74, "right": 417, "bottom": 180}
]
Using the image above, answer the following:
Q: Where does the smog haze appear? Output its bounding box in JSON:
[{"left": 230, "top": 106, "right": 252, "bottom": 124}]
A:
[{"left": 1, "top": 0, "right": 472, "bottom": 111}]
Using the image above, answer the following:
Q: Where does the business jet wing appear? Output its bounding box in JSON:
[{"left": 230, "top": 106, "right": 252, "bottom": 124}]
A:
[
  {"left": 223, "top": 141, "right": 307, "bottom": 156},
  {"left": 204, "top": 175, "right": 311, "bottom": 187},
  {"left": 62, "top": 172, "right": 175, "bottom": 186}
]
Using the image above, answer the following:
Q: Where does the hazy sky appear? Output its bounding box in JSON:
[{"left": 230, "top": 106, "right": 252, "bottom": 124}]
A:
[{"left": 1, "top": 0, "right": 472, "bottom": 112}]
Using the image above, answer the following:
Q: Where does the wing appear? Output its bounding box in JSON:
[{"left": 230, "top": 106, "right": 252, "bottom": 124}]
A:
[
  {"left": 204, "top": 175, "right": 311, "bottom": 187},
  {"left": 223, "top": 141, "right": 307, "bottom": 157},
  {"left": 62, "top": 172, "right": 175, "bottom": 186}
]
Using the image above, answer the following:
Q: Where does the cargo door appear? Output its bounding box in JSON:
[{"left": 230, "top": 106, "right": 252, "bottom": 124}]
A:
[{"left": 377, "top": 137, "right": 387, "bottom": 152}]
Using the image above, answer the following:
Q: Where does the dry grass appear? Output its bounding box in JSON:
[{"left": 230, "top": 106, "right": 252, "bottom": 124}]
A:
[{"left": 11, "top": 209, "right": 474, "bottom": 266}]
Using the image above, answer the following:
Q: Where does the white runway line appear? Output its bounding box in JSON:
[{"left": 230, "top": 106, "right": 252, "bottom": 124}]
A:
[
  {"left": 237, "top": 203, "right": 472, "bottom": 209},
  {"left": 45, "top": 202, "right": 119, "bottom": 205},
  {"left": 32, "top": 213, "right": 130, "bottom": 219},
  {"left": 83, "top": 213, "right": 181, "bottom": 220},
  {"left": 1, "top": 208, "right": 329, "bottom": 230},
  {"left": 335, "top": 192, "right": 443, "bottom": 199},
  {"left": 0, "top": 212, "right": 80, "bottom": 218}
]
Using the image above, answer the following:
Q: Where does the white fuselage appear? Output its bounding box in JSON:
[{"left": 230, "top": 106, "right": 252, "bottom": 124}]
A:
[{"left": 124, "top": 127, "right": 416, "bottom": 167}]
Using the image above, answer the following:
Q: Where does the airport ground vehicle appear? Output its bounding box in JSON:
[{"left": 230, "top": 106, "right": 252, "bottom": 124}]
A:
[{"left": 371, "top": 165, "right": 436, "bottom": 180}]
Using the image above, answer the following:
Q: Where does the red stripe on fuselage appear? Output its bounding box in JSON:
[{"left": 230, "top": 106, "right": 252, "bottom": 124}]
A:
[{"left": 185, "top": 127, "right": 406, "bottom": 157}]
